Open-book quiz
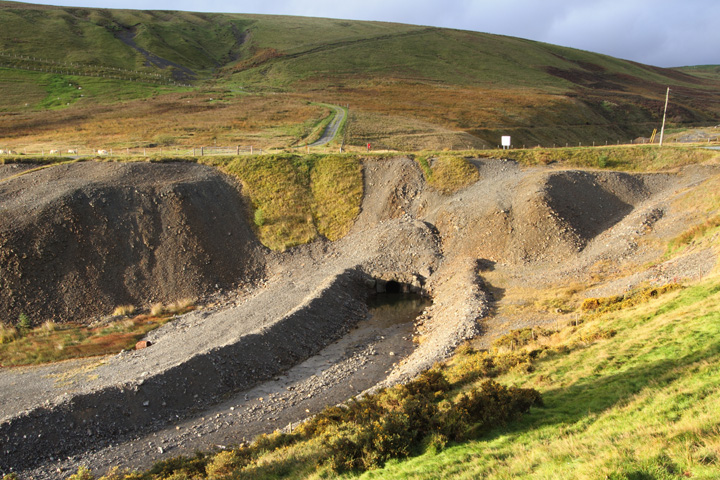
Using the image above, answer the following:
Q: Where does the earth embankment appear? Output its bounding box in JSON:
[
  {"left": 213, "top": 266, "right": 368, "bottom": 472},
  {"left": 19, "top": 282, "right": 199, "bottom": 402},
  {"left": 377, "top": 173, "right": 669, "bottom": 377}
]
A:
[{"left": 0, "top": 162, "right": 266, "bottom": 325}]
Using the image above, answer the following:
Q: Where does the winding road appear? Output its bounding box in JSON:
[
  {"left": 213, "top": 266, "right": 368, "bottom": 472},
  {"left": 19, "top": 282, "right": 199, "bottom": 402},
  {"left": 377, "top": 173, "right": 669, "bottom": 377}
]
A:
[{"left": 309, "top": 104, "right": 346, "bottom": 147}]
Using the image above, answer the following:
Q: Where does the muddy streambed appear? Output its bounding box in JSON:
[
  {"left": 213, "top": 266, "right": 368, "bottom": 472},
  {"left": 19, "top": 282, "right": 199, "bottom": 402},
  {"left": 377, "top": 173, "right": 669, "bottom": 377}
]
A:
[{"left": 32, "top": 293, "right": 432, "bottom": 478}]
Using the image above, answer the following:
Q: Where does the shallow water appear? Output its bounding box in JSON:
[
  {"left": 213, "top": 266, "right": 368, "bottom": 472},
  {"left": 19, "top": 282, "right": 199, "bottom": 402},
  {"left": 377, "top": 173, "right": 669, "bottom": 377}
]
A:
[{"left": 366, "top": 292, "right": 431, "bottom": 329}]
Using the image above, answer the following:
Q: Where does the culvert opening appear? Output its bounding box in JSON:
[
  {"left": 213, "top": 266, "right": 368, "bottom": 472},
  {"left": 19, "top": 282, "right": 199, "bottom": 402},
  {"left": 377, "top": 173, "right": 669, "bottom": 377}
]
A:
[
  {"left": 385, "top": 280, "right": 402, "bottom": 293},
  {"left": 366, "top": 278, "right": 431, "bottom": 328},
  {"left": 366, "top": 290, "right": 431, "bottom": 329}
]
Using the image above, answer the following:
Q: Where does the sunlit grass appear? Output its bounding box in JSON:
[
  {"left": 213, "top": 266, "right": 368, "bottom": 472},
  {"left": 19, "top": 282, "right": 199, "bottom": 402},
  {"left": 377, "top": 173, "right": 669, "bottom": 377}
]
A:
[
  {"left": 0, "top": 303, "right": 195, "bottom": 367},
  {"left": 417, "top": 154, "right": 480, "bottom": 194},
  {"left": 353, "top": 276, "right": 720, "bottom": 480},
  {"left": 310, "top": 154, "right": 363, "bottom": 240},
  {"left": 203, "top": 154, "right": 363, "bottom": 250},
  {"left": 507, "top": 144, "right": 720, "bottom": 171}
]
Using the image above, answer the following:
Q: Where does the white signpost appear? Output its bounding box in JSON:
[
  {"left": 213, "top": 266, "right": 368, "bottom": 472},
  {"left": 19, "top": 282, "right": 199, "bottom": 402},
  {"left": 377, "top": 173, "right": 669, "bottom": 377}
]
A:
[{"left": 501, "top": 136, "right": 511, "bottom": 150}]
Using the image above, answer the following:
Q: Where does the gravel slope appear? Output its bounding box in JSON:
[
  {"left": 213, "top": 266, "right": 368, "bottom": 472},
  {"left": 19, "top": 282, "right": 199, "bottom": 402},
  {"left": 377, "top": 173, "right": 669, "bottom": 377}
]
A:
[{"left": 1, "top": 157, "right": 718, "bottom": 478}]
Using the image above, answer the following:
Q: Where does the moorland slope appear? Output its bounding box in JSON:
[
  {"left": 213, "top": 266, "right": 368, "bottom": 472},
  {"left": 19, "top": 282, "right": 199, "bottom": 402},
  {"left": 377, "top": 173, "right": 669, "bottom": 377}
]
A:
[{"left": 1, "top": 1, "right": 719, "bottom": 151}]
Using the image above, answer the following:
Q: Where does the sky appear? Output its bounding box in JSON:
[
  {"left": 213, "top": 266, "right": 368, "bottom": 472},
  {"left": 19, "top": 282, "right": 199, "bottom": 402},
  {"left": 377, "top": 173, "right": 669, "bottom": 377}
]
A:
[{"left": 18, "top": 0, "right": 720, "bottom": 68}]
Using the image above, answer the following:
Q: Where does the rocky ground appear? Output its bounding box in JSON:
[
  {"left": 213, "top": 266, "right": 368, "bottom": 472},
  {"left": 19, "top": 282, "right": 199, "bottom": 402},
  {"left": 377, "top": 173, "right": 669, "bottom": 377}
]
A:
[{"left": 1, "top": 156, "right": 718, "bottom": 478}]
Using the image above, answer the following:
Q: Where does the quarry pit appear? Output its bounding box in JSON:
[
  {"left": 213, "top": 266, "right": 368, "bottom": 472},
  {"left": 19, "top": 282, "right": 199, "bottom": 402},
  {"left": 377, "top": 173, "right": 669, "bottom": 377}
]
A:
[{"left": 0, "top": 157, "right": 717, "bottom": 477}]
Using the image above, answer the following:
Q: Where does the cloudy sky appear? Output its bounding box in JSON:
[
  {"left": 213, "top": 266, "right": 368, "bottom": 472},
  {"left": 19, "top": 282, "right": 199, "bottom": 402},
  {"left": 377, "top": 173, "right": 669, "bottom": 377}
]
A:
[{"left": 21, "top": 0, "right": 720, "bottom": 68}]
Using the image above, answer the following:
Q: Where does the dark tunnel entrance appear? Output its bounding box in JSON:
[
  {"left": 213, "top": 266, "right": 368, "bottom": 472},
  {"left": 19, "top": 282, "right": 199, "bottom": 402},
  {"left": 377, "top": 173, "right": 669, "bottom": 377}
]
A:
[{"left": 384, "top": 280, "right": 402, "bottom": 293}]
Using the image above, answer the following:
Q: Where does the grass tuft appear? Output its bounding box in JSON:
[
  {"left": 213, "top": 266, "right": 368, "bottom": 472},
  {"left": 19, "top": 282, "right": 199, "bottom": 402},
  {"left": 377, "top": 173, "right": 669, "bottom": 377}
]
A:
[
  {"left": 0, "top": 323, "right": 19, "bottom": 344},
  {"left": 112, "top": 305, "right": 136, "bottom": 317},
  {"left": 417, "top": 154, "right": 479, "bottom": 194}
]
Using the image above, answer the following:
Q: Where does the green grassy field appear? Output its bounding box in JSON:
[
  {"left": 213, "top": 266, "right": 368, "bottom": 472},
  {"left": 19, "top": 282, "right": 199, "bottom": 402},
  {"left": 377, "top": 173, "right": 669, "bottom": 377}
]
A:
[{"left": 357, "top": 277, "right": 720, "bottom": 480}]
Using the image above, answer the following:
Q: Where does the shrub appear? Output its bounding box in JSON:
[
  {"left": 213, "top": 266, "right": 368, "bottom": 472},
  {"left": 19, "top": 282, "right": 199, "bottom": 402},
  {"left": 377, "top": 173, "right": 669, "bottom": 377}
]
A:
[
  {"left": 578, "top": 328, "right": 617, "bottom": 343},
  {"left": 112, "top": 305, "right": 136, "bottom": 317},
  {"left": 253, "top": 431, "right": 296, "bottom": 453},
  {"left": 441, "top": 380, "right": 543, "bottom": 441},
  {"left": 67, "top": 466, "right": 95, "bottom": 480},
  {"left": 317, "top": 372, "right": 541, "bottom": 473},
  {"left": 146, "top": 452, "right": 209, "bottom": 478},
  {"left": 97, "top": 466, "right": 141, "bottom": 480},
  {"left": 581, "top": 284, "right": 681, "bottom": 314},
  {"left": 17, "top": 312, "right": 31, "bottom": 329},
  {"left": 492, "top": 327, "right": 556, "bottom": 351},
  {"left": 451, "top": 349, "right": 496, "bottom": 383},
  {"left": 205, "top": 450, "right": 245, "bottom": 478}
]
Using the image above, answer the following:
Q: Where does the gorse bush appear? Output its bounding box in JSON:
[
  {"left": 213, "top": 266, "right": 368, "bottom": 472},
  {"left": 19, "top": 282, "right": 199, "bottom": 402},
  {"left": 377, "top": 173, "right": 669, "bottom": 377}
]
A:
[
  {"left": 305, "top": 370, "right": 540, "bottom": 473},
  {"left": 580, "top": 283, "right": 681, "bottom": 315},
  {"left": 83, "top": 368, "right": 541, "bottom": 479}
]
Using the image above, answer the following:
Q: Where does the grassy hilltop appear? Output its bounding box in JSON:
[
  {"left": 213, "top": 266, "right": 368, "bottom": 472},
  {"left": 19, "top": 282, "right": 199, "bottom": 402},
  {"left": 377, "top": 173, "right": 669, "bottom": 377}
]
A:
[{"left": 0, "top": 1, "right": 719, "bottom": 151}]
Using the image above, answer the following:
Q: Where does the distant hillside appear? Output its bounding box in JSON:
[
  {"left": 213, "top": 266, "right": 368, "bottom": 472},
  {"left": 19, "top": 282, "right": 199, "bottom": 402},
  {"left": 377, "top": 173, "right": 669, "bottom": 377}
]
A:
[
  {"left": 677, "top": 65, "right": 720, "bottom": 82},
  {"left": 0, "top": 1, "right": 719, "bottom": 149}
]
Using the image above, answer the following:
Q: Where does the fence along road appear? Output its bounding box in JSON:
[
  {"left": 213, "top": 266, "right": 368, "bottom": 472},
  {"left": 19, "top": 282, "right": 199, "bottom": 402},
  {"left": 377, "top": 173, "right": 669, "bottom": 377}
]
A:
[{"left": 309, "top": 105, "right": 346, "bottom": 147}]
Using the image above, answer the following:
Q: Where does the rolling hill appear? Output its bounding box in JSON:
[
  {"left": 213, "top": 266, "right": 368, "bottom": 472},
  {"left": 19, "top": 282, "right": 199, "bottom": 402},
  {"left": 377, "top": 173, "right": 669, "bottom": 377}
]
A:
[{"left": 0, "top": 1, "right": 718, "bottom": 149}]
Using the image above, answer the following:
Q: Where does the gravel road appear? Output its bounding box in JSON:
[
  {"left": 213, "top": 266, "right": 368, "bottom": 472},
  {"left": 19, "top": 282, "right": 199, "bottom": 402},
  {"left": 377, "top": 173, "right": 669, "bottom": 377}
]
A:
[{"left": 309, "top": 105, "right": 345, "bottom": 147}]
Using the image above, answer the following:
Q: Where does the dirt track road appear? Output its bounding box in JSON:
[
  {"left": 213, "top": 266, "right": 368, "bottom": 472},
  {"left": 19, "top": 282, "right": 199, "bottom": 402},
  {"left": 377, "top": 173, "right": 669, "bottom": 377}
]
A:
[{"left": 309, "top": 104, "right": 345, "bottom": 147}]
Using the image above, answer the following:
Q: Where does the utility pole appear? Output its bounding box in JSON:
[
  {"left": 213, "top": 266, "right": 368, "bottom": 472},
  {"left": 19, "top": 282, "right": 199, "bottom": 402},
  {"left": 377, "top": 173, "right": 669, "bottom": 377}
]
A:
[{"left": 659, "top": 87, "right": 670, "bottom": 146}]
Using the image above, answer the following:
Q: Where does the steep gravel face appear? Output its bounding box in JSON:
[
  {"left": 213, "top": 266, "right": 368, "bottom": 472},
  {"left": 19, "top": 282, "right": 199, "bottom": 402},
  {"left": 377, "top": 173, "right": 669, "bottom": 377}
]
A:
[
  {"left": 418, "top": 159, "right": 677, "bottom": 266},
  {"left": 0, "top": 162, "right": 266, "bottom": 325}
]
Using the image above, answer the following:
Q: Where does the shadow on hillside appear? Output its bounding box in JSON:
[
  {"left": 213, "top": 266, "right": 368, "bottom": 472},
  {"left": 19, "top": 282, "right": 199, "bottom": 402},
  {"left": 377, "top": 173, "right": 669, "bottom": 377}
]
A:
[{"left": 487, "top": 338, "right": 720, "bottom": 441}]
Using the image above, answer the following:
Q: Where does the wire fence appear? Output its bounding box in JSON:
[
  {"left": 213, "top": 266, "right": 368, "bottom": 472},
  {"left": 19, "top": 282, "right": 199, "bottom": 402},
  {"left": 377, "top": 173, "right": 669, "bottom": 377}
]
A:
[
  {"left": 0, "top": 146, "right": 260, "bottom": 157},
  {"left": 496, "top": 137, "right": 720, "bottom": 150},
  {"left": 1, "top": 137, "right": 718, "bottom": 158}
]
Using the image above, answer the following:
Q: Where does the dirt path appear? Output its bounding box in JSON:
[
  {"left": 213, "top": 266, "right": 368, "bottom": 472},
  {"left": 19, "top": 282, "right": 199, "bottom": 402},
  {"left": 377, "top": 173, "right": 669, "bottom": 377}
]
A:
[{"left": 309, "top": 105, "right": 345, "bottom": 147}]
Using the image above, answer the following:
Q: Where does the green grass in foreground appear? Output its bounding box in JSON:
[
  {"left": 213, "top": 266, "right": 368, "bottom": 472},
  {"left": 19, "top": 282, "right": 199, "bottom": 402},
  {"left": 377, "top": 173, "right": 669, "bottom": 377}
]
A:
[{"left": 356, "top": 279, "right": 720, "bottom": 480}]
